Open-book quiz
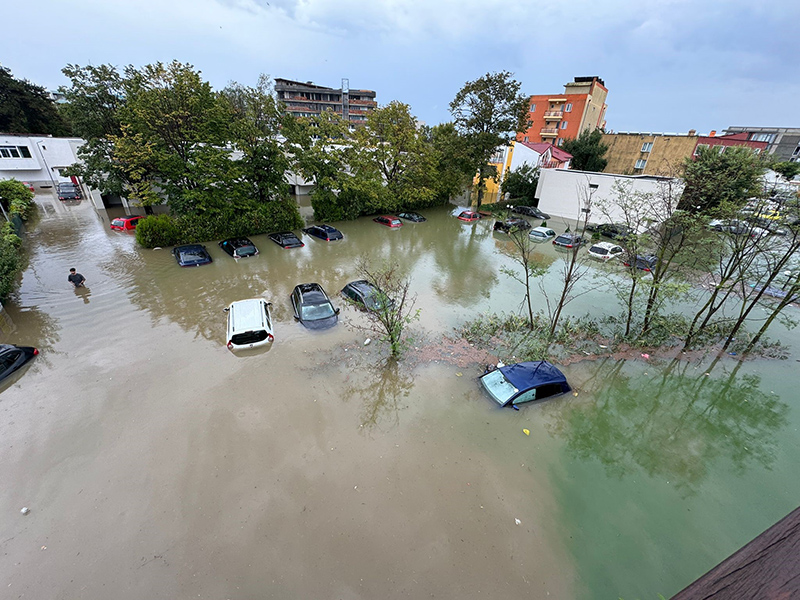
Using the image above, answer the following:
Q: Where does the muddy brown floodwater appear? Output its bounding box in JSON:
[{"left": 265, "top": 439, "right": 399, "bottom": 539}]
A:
[{"left": 0, "top": 199, "right": 576, "bottom": 599}]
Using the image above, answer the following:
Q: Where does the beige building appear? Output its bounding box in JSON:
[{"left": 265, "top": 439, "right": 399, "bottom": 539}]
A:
[{"left": 602, "top": 132, "right": 699, "bottom": 176}]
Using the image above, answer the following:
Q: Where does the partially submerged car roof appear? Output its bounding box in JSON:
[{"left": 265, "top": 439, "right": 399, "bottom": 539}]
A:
[{"left": 498, "top": 361, "right": 569, "bottom": 391}]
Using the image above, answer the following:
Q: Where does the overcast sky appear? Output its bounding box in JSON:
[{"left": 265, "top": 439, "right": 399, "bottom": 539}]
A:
[{"left": 4, "top": 0, "right": 798, "bottom": 134}]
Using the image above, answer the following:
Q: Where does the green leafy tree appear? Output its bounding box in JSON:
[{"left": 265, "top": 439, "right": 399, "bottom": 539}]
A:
[
  {"left": 222, "top": 75, "right": 291, "bottom": 206},
  {"left": 449, "top": 71, "right": 530, "bottom": 208},
  {"left": 427, "top": 122, "right": 475, "bottom": 203},
  {"left": 561, "top": 128, "right": 608, "bottom": 172},
  {"left": 500, "top": 163, "right": 539, "bottom": 205},
  {"left": 678, "top": 145, "right": 767, "bottom": 213},
  {"left": 0, "top": 65, "right": 68, "bottom": 135},
  {"left": 0, "top": 179, "right": 35, "bottom": 220}
]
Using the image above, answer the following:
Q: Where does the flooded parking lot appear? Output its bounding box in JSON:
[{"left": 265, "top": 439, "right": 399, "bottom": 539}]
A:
[{"left": 2, "top": 197, "right": 800, "bottom": 599}]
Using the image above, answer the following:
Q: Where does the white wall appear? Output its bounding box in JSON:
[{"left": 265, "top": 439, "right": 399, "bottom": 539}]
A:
[{"left": 535, "top": 169, "right": 680, "bottom": 225}]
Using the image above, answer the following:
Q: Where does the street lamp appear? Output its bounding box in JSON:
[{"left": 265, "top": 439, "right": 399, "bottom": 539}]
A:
[{"left": 35, "top": 140, "right": 58, "bottom": 191}]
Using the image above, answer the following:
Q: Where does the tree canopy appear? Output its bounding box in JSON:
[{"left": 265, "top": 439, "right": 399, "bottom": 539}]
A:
[
  {"left": 0, "top": 65, "right": 68, "bottom": 135},
  {"left": 560, "top": 128, "right": 608, "bottom": 172}
]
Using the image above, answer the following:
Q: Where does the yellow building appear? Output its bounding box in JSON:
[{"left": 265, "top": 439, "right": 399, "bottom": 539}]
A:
[{"left": 602, "top": 131, "right": 699, "bottom": 176}]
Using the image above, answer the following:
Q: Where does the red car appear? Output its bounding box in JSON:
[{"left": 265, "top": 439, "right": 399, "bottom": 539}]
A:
[
  {"left": 457, "top": 211, "right": 482, "bottom": 222},
  {"left": 373, "top": 215, "right": 403, "bottom": 228},
  {"left": 110, "top": 215, "right": 145, "bottom": 231}
]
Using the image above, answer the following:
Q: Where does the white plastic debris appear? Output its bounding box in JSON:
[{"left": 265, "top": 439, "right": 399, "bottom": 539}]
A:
[
  {"left": 364, "top": 338, "right": 371, "bottom": 346},
  {"left": 20, "top": 507, "right": 30, "bottom": 515},
  {"left": 515, "top": 518, "right": 521, "bottom": 526}
]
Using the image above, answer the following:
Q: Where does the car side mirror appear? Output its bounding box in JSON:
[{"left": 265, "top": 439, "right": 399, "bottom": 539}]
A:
[
  {"left": 294, "top": 315, "right": 299, "bottom": 321},
  {"left": 335, "top": 308, "right": 341, "bottom": 315},
  {"left": 223, "top": 308, "right": 229, "bottom": 313}
]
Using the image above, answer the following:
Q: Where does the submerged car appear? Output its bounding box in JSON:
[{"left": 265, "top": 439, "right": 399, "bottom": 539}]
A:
[
  {"left": 397, "top": 211, "right": 426, "bottom": 223},
  {"left": 303, "top": 224, "right": 344, "bottom": 241},
  {"left": 479, "top": 361, "right": 572, "bottom": 408},
  {"left": 219, "top": 237, "right": 259, "bottom": 258},
  {"left": 269, "top": 231, "right": 304, "bottom": 248},
  {"left": 291, "top": 283, "right": 340, "bottom": 329},
  {"left": 341, "top": 280, "right": 394, "bottom": 312},
  {"left": 623, "top": 254, "right": 658, "bottom": 272},
  {"left": 225, "top": 298, "right": 274, "bottom": 351},
  {"left": 373, "top": 215, "right": 403, "bottom": 228},
  {"left": 586, "top": 223, "right": 631, "bottom": 241},
  {"left": 457, "top": 210, "right": 482, "bottom": 222},
  {"left": 587, "top": 241, "right": 624, "bottom": 261},
  {"left": 110, "top": 215, "right": 145, "bottom": 231},
  {"left": 512, "top": 205, "right": 550, "bottom": 220},
  {"left": 173, "top": 244, "right": 212, "bottom": 267},
  {"left": 493, "top": 218, "right": 531, "bottom": 233},
  {"left": 529, "top": 226, "right": 557, "bottom": 242},
  {"left": 553, "top": 233, "right": 585, "bottom": 248},
  {"left": 56, "top": 182, "right": 82, "bottom": 201},
  {"left": 0, "top": 344, "right": 38, "bottom": 384}
]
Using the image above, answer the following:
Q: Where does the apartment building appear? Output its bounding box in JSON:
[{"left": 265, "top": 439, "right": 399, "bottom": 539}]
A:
[
  {"left": 518, "top": 76, "right": 608, "bottom": 147},
  {"left": 602, "top": 131, "right": 768, "bottom": 175},
  {"left": 274, "top": 78, "right": 377, "bottom": 128},
  {"left": 723, "top": 127, "right": 800, "bottom": 162}
]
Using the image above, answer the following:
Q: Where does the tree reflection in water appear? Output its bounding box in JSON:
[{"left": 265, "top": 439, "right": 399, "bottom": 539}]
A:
[
  {"left": 552, "top": 357, "right": 789, "bottom": 495},
  {"left": 342, "top": 356, "right": 414, "bottom": 432}
]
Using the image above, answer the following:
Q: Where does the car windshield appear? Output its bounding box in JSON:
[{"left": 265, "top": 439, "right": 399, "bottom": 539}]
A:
[
  {"left": 589, "top": 245, "right": 608, "bottom": 255},
  {"left": 182, "top": 250, "right": 206, "bottom": 262},
  {"left": 301, "top": 303, "right": 335, "bottom": 321},
  {"left": 481, "top": 370, "right": 519, "bottom": 406},
  {"left": 111, "top": 219, "right": 124, "bottom": 227},
  {"left": 390, "top": 220, "right": 401, "bottom": 226},
  {"left": 236, "top": 245, "right": 256, "bottom": 256}
]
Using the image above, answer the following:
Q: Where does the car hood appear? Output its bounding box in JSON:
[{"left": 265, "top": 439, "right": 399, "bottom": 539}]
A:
[{"left": 301, "top": 314, "right": 339, "bottom": 330}]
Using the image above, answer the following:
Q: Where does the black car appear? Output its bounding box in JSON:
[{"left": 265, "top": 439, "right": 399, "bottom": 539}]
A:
[
  {"left": 0, "top": 344, "right": 38, "bottom": 384},
  {"left": 552, "top": 233, "right": 585, "bottom": 248},
  {"left": 173, "top": 244, "right": 212, "bottom": 267},
  {"left": 269, "top": 232, "right": 304, "bottom": 248},
  {"left": 397, "top": 212, "right": 426, "bottom": 223},
  {"left": 623, "top": 254, "right": 658, "bottom": 272},
  {"left": 513, "top": 205, "right": 550, "bottom": 219},
  {"left": 587, "top": 223, "right": 631, "bottom": 241},
  {"left": 219, "top": 238, "right": 259, "bottom": 258},
  {"left": 302, "top": 224, "right": 344, "bottom": 241},
  {"left": 493, "top": 218, "right": 531, "bottom": 233},
  {"left": 291, "top": 283, "right": 339, "bottom": 329},
  {"left": 341, "top": 280, "right": 394, "bottom": 312},
  {"left": 57, "top": 182, "right": 82, "bottom": 201}
]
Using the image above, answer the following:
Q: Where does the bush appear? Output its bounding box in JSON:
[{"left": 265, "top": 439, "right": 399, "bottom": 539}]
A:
[
  {"left": 0, "top": 222, "right": 22, "bottom": 302},
  {"left": 0, "top": 179, "right": 35, "bottom": 220},
  {"left": 135, "top": 200, "right": 304, "bottom": 248}
]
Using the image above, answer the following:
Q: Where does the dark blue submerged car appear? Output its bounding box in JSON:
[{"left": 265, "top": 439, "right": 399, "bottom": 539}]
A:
[
  {"left": 479, "top": 361, "right": 572, "bottom": 407},
  {"left": 173, "top": 244, "right": 212, "bottom": 267}
]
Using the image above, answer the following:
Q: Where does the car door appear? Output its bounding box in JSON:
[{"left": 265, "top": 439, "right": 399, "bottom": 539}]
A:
[
  {"left": 0, "top": 349, "right": 23, "bottom": 381},
  {"left": 511, "top": 388, "right": 537, "bottom": 406}
]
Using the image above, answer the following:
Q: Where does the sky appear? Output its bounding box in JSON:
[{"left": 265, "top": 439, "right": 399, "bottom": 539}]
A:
[{"left": 3, "top": 0, "right": 799, "bottom": 134}]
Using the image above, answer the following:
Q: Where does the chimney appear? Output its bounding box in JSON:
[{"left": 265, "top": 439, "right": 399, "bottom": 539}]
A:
[
  {"left": 709, "top": 130, "right": 716, "bottom": 137},
  {"left": 688, "top": 129, "right": 696, "bottom": 136}
]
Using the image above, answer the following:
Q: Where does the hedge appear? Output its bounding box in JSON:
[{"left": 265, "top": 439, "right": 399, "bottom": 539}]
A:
[
  {"left": 0, "top": 222, "right": 22, "bottom": 302},
  {"left": 135, "top": 200, "right": 304, "bottom": 248}
]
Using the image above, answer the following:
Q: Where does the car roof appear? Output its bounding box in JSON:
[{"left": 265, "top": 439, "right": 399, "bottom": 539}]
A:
[
  {"left": 345, "top": 280, "right": 375, "bottom": 294},
  {"left": 531, "top": 226, "right": 554, "bottom": 233},
  {"left": 223, "top": 237, "right": 253, "bottom": 245},
  {"left": 499, "top": 361, "right": 568, "bottom": 390},
  {"left": 590, "top": 242, "right": 619, "bottom": 250},
  {"left": 229, "top": 298, "right": 267, "bottom": 327}
]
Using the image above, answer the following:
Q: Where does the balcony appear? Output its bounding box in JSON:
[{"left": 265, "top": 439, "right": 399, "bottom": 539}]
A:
[
  {"left": 540, "top": 127, "right": 558, "bottom": 137},
  {"left": 543, "top": 111, "right": 563, "bottom": 120}
]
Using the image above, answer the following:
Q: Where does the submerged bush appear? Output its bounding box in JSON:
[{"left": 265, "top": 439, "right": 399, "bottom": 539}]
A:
[
  {"left": 0, "top": 179, "right": 35, "bottom": 221},
  {"left": 135, "top": 200, "right": 304, "bottom": 248},
  {"left": 0, "top": 222, "right": 22, "bottom": 302}
]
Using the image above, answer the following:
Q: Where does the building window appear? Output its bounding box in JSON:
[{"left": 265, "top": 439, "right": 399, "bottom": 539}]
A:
[
  {"left": 523, "top": 136, "right": 529, "bottom": 142},
  {"left": 565, "top": 103, "right": 572, "bottom": 112},
  {"left": 635, "top": 159, "right": 647, "bottom": 169},
  {"left": 641, "top": 142, "right": 653, "bottom": 152},
  {"left": 530, "top": 104, "right": 536, "bottom": 113},
  {"left": 694, "top": 144, "right": 709, "bottom": 156},
  {"left": 560, "top": 121, "right": 568, "bottom": 130},
  {"left": 750, "top": 133, "right": 774, "bottom": 143},
  {"left": 752, "top": 148, "right": 762, "bottom": 155},
  {"left": 556, "top": 138, "right": 564, "bottom": 147}
]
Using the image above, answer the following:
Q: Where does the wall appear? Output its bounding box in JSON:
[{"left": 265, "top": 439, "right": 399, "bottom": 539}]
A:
[
  {"left": 535, "top": 168, "right": 678, "bottom": 225},
  {"left": 603, "top": 133, "right": 697, "bottom": 176}
]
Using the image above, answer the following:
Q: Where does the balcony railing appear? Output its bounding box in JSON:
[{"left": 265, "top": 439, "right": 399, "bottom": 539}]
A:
[
  {"left": 540, "top": 127, "right": 558, "bottom": 136},
  {"left": 543, "top": 110, "right": 563, "bottom": 119}
]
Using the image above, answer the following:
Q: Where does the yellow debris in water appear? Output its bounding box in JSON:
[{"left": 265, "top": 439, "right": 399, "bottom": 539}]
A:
[
  {"left": 456, "top": 372, "right": 463, "bottom": 377},
  {"left": 523, "top": 429, "right": 530, "bottom": 436}
]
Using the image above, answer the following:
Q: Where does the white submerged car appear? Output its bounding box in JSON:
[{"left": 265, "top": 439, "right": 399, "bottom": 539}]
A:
[
  {"left": 529, "top": 227, "right": 557, "bottom": 242},
  {"left": 587, "top": 241, "right": 624, "bottom": 261},
  {"left": 225, "top": 298, "right": 274, "bottom": 351}
]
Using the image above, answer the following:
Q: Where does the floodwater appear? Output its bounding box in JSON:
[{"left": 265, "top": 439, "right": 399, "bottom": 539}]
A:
[{"left": 2, "top": 197, "right": 800, "bottom": 599}]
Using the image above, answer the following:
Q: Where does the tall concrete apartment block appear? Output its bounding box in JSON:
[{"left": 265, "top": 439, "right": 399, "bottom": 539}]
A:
[
  {"left": 274, "top": 78, "right": 377, "bottom": 127},
  {"left": 723, "top": 127, "right": 800, "bottom": 162},
  {"left": 519, "top": 76, "right": 608, "bottom": 146}
]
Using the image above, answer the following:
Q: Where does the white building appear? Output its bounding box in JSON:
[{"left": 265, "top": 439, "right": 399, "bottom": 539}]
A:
[{"left": 535, "top": 168, "right": 680, "bottom": 225}]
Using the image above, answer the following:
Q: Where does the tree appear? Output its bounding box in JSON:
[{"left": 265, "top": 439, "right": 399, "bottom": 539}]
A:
[
  {"left": 771, "top": 161, "right": 800, "bottom": 182},
  {"left": 678, "top": 145, "right": 767, "bottom": 213},
  {"left": 0, "top": 179, "right": 36, "bottom": 220},
  {"left": 427, "top": 122, "right": 475, "bottom": 203},
  {"left": 500, "top": 163, "right": 539, "bottom": 205},
  {"left": 449, "top": 71, "right": 530, "bottom": 209},
  {"left": 222, "top": 75, "right": 291, "bottom": 206},
  {"left": 0, "top": 65, "right": 68, "bottom": 135},
  {"left": 560, "top": 129, "right": 608, "bottom": 172},
  {"left": 353, "top": 258, "right": 419, "bottom": 358},
  {"left": 500, "top": 228, "right": 547, "bottom": 328}
]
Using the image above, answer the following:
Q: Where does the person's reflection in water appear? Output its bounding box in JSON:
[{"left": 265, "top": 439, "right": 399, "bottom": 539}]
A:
[{"left": 74, "top": 286, "right": 91, "bottom": 304}]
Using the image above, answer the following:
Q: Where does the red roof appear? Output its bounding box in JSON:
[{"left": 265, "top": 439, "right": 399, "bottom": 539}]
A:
[{"left": 517, "top": 141, "right": 573, "bottom": 162}]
